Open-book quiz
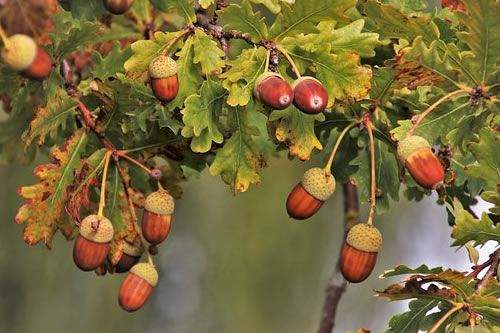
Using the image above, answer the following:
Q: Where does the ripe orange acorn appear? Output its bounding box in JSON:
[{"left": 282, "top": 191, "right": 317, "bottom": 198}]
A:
[
  {"left": 341, "top": 223, "right": 382, "bottom": 283},
  {"left": 441, "top": 0, "right": 465, "bottom": 11},
  {"left": 119, "top": 263, "right": 158, "bottom": 312},
  {"left": 1, "top": 34, "right": 52, "bottom": 80},
  {"left": 142, "top": 189, "right": 175, "bottom": 244},
  {"left": 116, "top": 240, "right": 144, "bottom": 273},
  {"left": 73, "top": 215, "right": 114, "bottom": 271},
  {"left": 254, "top": 72, "right": 294, "bottom": 110},
  {"left": 149, "top": 56, "right": 179, "bottom": 103},
  {"left": 291, "top": 76, "right": 328, "bottom": 114},
  {"left": 104, "top": 0, "right": 135, "bottom": 14},
  {"left": 397, "top": 135, "right": 445, "bottom": 189},
  {"left": 286, "top": 168, "right": 336, "bottom": 220}
]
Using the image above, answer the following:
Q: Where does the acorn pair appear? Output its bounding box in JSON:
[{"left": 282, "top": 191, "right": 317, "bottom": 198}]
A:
[
  {"left": 1, "top": 34, "right": 52, "bottom": 80},
  {"left": 254, "top": 72, "right": 328, "bottom": 114}
]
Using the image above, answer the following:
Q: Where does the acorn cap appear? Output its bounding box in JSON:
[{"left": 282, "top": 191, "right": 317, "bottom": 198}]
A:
[
  {"left": 130, "top": 263, "right": 158, "bottom": 287},
  {"left": 300, "top": 167, "right": 336, "bottom": 201},
  {"left": 79, "top": 214, "right": 114, "bottom": 243},
  {"left": 145, "top": 190, "right": 175, "bottom": 216},
  {"left": 397, "top": 135, "right": 431, "bottom": 163},
  {"left": 123, "top": 240, "right": 144, "bottom": 257},
  {"left": 291, "top": 76, "right": 323, "bottom": 90},
  {"left": 2, "top": 34, "right": 37, "bottom": 71},
  {"left": 346, "top": 223, "right": 382, "bottom": 253},
  {"left": 149, "top": 56, "right": 177, "bottom": 79}
]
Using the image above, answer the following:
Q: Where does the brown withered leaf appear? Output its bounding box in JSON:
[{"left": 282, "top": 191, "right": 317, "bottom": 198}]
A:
[
  {"left": 0, "top": 0, "right": 58, "bottom": 38},
  {"left": 392, "top": 49, "right": 445, "bottom": 89},
  {"left": 65, "top": 149, "right": 107, "bottom": 224},
  {"left": 16, "top": 129, "right": 87, "bottom": 248}
]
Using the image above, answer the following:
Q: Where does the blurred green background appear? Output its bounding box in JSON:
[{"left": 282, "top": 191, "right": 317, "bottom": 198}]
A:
[{"left": 0, "top": 153, "right": 480, "bottom": 333}]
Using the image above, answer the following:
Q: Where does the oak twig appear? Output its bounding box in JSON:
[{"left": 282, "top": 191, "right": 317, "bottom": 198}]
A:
[{"left": 317, "top": 183, "right": 358, "bottom": 333}]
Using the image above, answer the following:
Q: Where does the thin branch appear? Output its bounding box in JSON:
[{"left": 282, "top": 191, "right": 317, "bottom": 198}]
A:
[
  {"left": 324, "top": 120, "right": 361, "bottom": 172},
  {"left": 428, "top": 304, "right": 463, "bottom": 333},
  {"left": 117, "top": 151, "right": 153, "bottom": 176},
  {"left": 473, "top": 250, "right": 500, "bottom": 293},
  {"left": 366, "top": 118, "right": 377, "bottom": 226},
  {"left": 407, "top": 89, "right": 470, "bottom": 137},
  {"left": 115, "top": 161, "right": 154, "bottom": 266},
  {"left": 317, "top": 183, "right": 358, "bottom": 333}
]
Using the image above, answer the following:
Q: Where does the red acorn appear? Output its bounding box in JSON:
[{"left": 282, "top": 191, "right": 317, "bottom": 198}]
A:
[
  {"left": 397, "top": 136, "right": 445, "bottom": 189},
  {"left": 149, "top": 56, "right": 179, "bottom": 103},
  {"left": 119, "top": 263, "right": 158, "bottom": 312},
  {"left": 1, "top": 34, "right": 52, "bottom": 80},
  {"left": 291, "top": 76, "right": 328, "bottom": 114},
  {"left": 73, "top": 215, "right": 114, "bottom": 271},
  {"left": 340, "top": 223, "right": 382, "bottom": 283},
  {"left": 104, "top": 0, "right": 135, "bottom": 14},
  {"left": 141, "top": 189, "right": 174, "bottom": 244},
  {"left": 254, "top": 72, "right": 294, "bottom": 110},
  {"left": 116, "top": 240, "right": 144, "bottom": 273},
  {"left": 441, "top": 0, "right": 465, "bottom": 11},
  {"left": 286, "top": 168, "right": 336, "bottom": 220}
]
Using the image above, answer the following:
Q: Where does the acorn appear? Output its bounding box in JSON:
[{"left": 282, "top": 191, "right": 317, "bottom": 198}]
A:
[
  {"left": 441, "top": 0, "right": 465, "bottom": 11},
  {"left": 115, "top": 240, "right": 144, "bottom": 273},
  {"left": 104, "top": 0, "right": 135, "bottom": 14},
  {"left": 291, "top": 76, "right": 328, "bottom": 114},
  {"left": 254, "top": 72, "right": 294, "bottom": 110},
  {"left": 119, "top": 263, "right": 158, "bottom": 312},
  {"left": 1, "top": 34, "right": 52, "bottom": 80},
  {"left": 397, "top": 135, "right": 445, "bottom": 189},
  {"left": 149, "top": 56, "right": 179, "bottom": 103},
  {"left": 73, "top": 215, "right": 114, "bottom": 271},
  {"left": 141, "top": 189, "right": 175, "bottom": 244},
  {"left": 286, "top": 167, "right": 336, "bottom": 220},
  {"left": 340, "top": 223, "right": 382, "bottom": 283}
]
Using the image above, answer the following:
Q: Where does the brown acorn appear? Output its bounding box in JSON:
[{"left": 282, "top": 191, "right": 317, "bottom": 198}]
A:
[
  {"left": 149, "top": 56, "right": 179, "bottom": 103},
  {"left": 104, "top": 0, "right": 135, "bottom": 14},
  {"left": 254, "top": 72, "right": 294, "bottom": 110},
  {"left": 119, "top": 263, "right": 158, "bottom": 312},
  {"left": 291, "top": 76, "right": 328, "bottom": 114},
  {"left": 397, "top": 135, "right": 445, "bottom": 189},
  {"left": 286, "top": 168, "right": 336, "bottom": 220},
  {"left": 1, "top": 34, "right": 52, "bottom": 80},
  {"left": 142, "top": 189, "right": 175, "bottom": 244},
  {"left": 116, "top": 240, "right": 144, "bottom": 273},
  {"left": 341, "top": 223, "right": 382, "bottom": 283},
  {"left": 73, "top": 215, "right": 114, "bottom": 271}
]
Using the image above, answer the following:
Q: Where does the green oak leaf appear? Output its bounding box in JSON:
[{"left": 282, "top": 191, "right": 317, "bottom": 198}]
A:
[
  {"left": 149, "top": 0, "right": 196, "bottom": 24},
  {"left": 469, "top": 294, "right": 500, "bottom": 326},
  {"left": 370, "top": 67, "right": 398, "bottom": 104},
  {"left": 384, "top": 299, "right": 439, "bottom": 333},
  {"left": 466, "top": 128, "right": 500, "bottom": 191},
  {"left": 269, "top": 106, "right": 324, "bottom": 161},
  {"left": 452, "top": 210, "right": 500, "bottom": 247},
  {"left": 181, "top": 80, "right": 226, "bottom": 153},
  {"left": 50, "top": 11, "right": 100, "bottom": 61},
  {"left": 383, "top": 0, "right": 427, "bottom": 15},
  {"left": 124, "top": 30, "right": 185, "bottom": 79},
  {"left": 456, "top": 0, "right": 500, "bottom": 85},
  {"left": 380, "top": 264, "right": 443, "bottom": 278},
  {"left": 57, "top": 0, "right": 107, "bottom": 19},
  {"left": 192, "top": 30, "right": 226, "bottom": 76},
  {"left": 268, "top": 0, "right": 357, "bottom": 40},
  {"left": 282, "top": 20, "right": 380, "bottom": 58},
  {"left": 15, "top": 130, "right": 87, "bottom": 248},
  {"left": 24, "top": 90, "right": 77, "bottom": 146},
  {"left": 350, "top": 138, "right": 400, "bottom": 214},
  {"left": 209, "top": 105, "right": 265, "bottom": 193},
  {"left": 219, "top": 47, "right": 267, "bottom": 107},
  {"left": 168, "top": 36, "right": 204, "bottom": 111},
  {"left": 249, "top": 0, "right": 281, "bottom": 14},
  {"left": 219, "top": 1, "right": 268, "bottom": 43}
]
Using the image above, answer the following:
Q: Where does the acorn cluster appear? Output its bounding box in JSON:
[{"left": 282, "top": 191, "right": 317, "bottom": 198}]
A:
[
  {"left": 254, "top": 72, "right": 328, "bottom": 114},
  {"left": 72, "top": 189, "right": 175, "bottom": 312}
]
